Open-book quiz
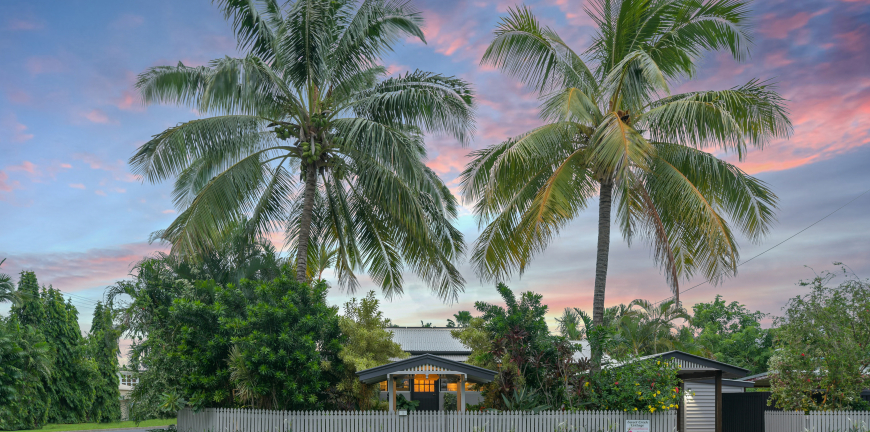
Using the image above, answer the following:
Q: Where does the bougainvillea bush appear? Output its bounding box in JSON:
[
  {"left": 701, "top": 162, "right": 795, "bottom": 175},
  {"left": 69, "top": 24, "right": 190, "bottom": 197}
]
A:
[{"left": 584, "top": 359, "right": 683, "bottom": 413}]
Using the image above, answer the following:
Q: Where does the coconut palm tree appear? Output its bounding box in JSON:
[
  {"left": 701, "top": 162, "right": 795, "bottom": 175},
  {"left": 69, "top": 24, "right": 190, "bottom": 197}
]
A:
[
  {"left": 462, "top": 1, "right": 791, "bottom": 329},
  {"left": 132, "top": 0, "right": 475, "bottom": 300},
  {"left": 0, "top": 259, "right": 23, "bottom": 305}
]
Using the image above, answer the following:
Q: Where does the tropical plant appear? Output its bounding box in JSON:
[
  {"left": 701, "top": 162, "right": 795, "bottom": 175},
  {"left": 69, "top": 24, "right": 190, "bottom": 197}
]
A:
[
  {"left": 499, "top": 388, "right": 550, "bottom": 412},
  {"left": 395, "top": 394, "right": 419, "bottom": 411},
  {"left": 768, "top": 266, "right": 870, "bottom": 411},
  {"left": 336, "top": 291, "right": 408, "bottom": 409},
  {"left": 447, "top": 310, "right": 473, "bottom": 328},
  {"left": 132, "top": 0, "right": 474, "bottom": 301},
  {"left": 615, "top": 299, "right": 690, "bottom": 357},
  {"left": 462, "top": 0, "right": 791, "bottom": 337},
  {"left": 0, "top": 259, "right": 18, "bottom": 305}
]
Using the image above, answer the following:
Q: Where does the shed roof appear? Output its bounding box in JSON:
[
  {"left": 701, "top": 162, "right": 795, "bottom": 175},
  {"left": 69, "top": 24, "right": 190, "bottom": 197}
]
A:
[{"left": 633, "top": 351, "right": 750, "bottom": 379}]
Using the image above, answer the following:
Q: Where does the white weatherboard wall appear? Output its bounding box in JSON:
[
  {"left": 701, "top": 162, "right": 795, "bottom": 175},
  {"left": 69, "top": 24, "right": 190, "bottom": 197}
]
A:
[{"left": 683, "top": 380, "right": 744, "bottom": 432}]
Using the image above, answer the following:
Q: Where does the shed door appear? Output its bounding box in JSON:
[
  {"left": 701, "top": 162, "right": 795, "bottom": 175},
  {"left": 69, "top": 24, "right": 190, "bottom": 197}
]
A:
[{"left": 411, "top": 377, "right": 440, "bottom": 411}]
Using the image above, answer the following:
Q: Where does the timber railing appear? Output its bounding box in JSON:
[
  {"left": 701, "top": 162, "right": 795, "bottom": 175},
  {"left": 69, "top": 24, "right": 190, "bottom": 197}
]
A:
[{"left": 178, "top": 408, "right": 677, "bottom": 432}]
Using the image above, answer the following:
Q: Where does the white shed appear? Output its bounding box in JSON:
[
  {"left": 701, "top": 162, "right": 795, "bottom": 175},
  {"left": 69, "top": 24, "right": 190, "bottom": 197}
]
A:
[
  {"left": 684, "top": 379, "right": 753, "bottom": 432},
  {"left": 630, "top": 351, "right": 751, "bottom": 432}
]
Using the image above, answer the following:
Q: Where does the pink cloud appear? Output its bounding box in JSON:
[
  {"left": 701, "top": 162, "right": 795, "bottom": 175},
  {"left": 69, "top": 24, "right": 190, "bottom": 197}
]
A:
[
  {"left": 758, "top": 9, "right": 830, "bottom": 39},
  {"left": 835, "top": 25, "right": 868, "bottom": 52},
  {"left": 7, "top": 89, "right": 31, "bottom": 104},
  {"left": 764, "top": 51, "right": 794, "bottom": 68},
  {"left": 0, "top": 242, "right": 169, "bottom": 295},
  {"left": 69, "top": 183, "right": 86, "bottom": 189},
  {"left": 114, "top": 90, "right": 143, "bottom": 111},
  {"left": 7, "top": 161, "right": 38, "bottom": 175},
  {"left": 0, "top": 171, "right": 22, "bottom": 193},
  {"left": 72, "top": 153, "right": 139, "bottom": 182},
  {"left": 25, "top": 56, "right": 66, "bottom": 74},
  {"left": 60, "top": 163, "right": 72, "bottom": 169},
  {"left": 2, "top": 115, "right": 35, "bottom": 143},
  {"left": 6, "top": 19, "right": 44, "bottom": 31},
  {"left": 95, "top": 190, "right": 107, "bottom": 196},
  {"left": 83, "top": 109, "right": 113, "bottom": 124},
  {"left": 162, "top": 209, "right": 176, "bottom": 214}
]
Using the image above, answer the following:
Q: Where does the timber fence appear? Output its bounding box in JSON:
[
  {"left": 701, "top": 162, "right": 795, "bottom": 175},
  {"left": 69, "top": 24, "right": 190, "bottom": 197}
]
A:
[
  {"left": 765, "top": 411, "right": 870, "bottom": 432},
  {"left": 178, "top": 408, "right": 677, "bottom": 432}
]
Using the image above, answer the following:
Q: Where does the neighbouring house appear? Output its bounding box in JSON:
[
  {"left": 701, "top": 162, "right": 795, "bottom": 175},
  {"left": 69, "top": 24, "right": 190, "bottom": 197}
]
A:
[{"left": 118, "top": 370, "right": 139, "bottom": 420}]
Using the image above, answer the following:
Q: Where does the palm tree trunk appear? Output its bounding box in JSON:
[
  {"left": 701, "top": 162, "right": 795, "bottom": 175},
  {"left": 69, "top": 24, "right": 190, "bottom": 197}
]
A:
[
  {"left": 296, "top": 163, "right": 318, "bottom": 282},
  {"left": 592, "top": 178, "right": 613, "bottom": 327}
]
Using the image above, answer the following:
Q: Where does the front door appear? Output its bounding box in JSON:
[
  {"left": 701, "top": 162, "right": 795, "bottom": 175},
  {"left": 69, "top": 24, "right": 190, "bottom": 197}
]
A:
[{"left": 411, "top": 377, "right": 440, "bottom": 411}]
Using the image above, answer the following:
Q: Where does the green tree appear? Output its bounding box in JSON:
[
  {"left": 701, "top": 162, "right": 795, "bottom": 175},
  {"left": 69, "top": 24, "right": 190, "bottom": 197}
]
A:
[
  {"left": 8, "top": 273, "right": 97, "bottom": 425},
  {"left": 131, "top": 0, "right": 474, "bottom": 301},
  {"left": 9, "top": 271, "right": 45, "bottom": 327},
  {"left": 117, "top": 266, "right": 343, "bottom": 414},
  {"left": 691, "top": 295, "right": 772, "bottom": 374},
  {"left": 40, "top": 289, "right": 97, "bottom": 423},
  {"left": 336, "top": 291, "right": 407, "bottom": 409},
  {"left": 768, "top": 267, "right": 870, "bottom": 411},
  {"left": 461, "top": 1, "right": 791, "bottom": 334},
  {"left": 0, "top": 321, "right": 53, "bottom": 430},
  {"left": 87, "top": 302, "right": 121, "bottom": 423},
  {"left": 446, "top": 311, "right": 473, "bottom": 328},
  {"left": 0, "top": 259, "right": 20, "bottom": 305}
]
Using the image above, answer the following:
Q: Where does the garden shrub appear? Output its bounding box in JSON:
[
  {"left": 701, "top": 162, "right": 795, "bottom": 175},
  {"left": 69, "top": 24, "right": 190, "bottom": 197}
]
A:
[{"left": 585, "top": 358, "right": 682, "bottom": 413}]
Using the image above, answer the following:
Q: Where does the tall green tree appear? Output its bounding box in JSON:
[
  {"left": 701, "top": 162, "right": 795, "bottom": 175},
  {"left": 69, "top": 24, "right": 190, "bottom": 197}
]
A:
[
  {"left": 0, "top": 321, "right": 53, "bottom": 430},
  {"left": 462, "top": 0, "right": 791, "bottom": 334},
  {"left": 131, "top": 0, "right": 474, "bottom": 301},
  {"left": 8, "top": 273, "right": 97, "bottom": 425},
  {"left": 336, "top": 291, "right": 407, "bottom": 409},
  {"left": 39, "top": 289, "right": 97, "bottom": 423},
  {"left": 87, "top": 302, "right": 121, "bottom": 423}
]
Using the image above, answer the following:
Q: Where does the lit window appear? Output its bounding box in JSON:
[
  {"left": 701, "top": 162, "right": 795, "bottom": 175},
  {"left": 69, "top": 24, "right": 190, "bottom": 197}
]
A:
[
  {"left": 414, "top": 378, "right": 437, "bottom": 393},
  {"left": 379, "top": 381, "right": 387, "bottom": 391}
]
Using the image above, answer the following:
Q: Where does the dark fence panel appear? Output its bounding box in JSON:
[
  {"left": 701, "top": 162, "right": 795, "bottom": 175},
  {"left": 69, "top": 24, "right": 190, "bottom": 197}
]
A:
[{"left": 723, "top": 392, "right": 768, "bottom": 432}]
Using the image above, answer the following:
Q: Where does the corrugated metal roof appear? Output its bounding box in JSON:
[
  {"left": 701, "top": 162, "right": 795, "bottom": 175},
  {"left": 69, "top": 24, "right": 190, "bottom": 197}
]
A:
[
  {"left": 388, "top": 327, "right": 470, "bottom": 353},
  {"left": 390, "top": 354, "right": 470, "bottom": 362}
]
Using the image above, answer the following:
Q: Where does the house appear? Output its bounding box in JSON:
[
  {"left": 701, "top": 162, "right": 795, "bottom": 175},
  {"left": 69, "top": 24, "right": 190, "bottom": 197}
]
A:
[
  {"left": 358, "top": 327, "right": 496, "bottom": 411},
  {"left": 357, "top": 327, "right": 755, "bottom": 431},
  {"left": 118, "top": 370, "right": 139, "bottom": 420}
]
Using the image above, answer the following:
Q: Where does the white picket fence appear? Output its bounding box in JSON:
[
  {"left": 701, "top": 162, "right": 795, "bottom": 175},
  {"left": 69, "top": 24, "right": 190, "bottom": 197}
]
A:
[
  {"left": 178, "top": 408, "right": 677, "bottom": 432},
  {"left": 766, "top": 411, "right": 870, "bottom": 432}
]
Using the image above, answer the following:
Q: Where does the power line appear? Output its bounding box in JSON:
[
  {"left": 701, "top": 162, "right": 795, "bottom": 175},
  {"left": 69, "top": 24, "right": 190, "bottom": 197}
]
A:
[{"left": 652, "top": 186, "right": 870, "bottom": 306}]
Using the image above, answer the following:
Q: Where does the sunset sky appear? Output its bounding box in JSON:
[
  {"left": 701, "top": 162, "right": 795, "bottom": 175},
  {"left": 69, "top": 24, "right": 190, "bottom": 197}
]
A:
[{"left": 1, "top": 0, "right": 869, "bottom": 348}]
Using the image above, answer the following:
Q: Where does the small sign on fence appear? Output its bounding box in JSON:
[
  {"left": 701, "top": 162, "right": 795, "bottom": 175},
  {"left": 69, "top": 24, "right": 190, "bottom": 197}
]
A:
[{"left": 626, "top": 419, "right": 650, "bottom": 432}]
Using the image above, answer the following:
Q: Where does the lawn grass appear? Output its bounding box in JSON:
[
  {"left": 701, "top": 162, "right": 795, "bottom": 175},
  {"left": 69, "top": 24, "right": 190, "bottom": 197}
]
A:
[{"left": 17, "top": 418, "right": 176, "bottom": 432}]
